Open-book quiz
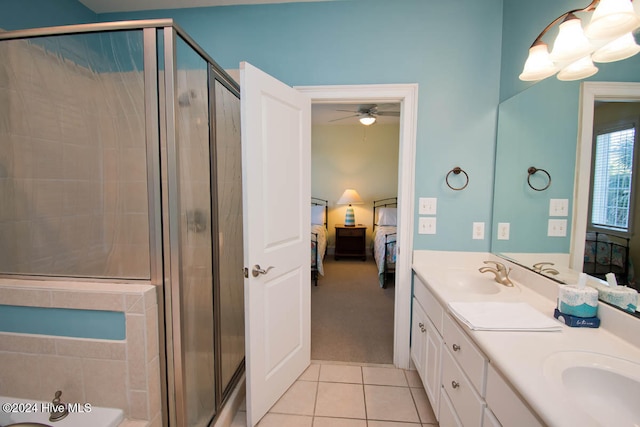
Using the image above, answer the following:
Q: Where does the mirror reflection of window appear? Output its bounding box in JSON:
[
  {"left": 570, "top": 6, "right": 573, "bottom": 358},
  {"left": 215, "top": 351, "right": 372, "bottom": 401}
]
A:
[{"left": 590, "top": 122, "right": 638, "bottom": 235}]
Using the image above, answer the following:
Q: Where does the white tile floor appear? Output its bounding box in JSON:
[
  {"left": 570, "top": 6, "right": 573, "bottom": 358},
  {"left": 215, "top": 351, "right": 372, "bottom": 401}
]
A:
[{"left": 231, "top": 362, "right": 438, "bottom": 427}]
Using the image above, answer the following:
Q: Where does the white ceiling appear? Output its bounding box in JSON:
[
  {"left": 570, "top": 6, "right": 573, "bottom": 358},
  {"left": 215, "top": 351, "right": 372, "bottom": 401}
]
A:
[{"left": 78, "top": 0, "right": 333, "bottom": 14}]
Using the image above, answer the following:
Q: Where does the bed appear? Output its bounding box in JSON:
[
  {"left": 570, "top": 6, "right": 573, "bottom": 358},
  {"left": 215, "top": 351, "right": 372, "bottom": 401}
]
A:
[
  {"left": 372, "top": 198, "right": 397, "bottom": 288},
  {"left": 583, "top": 231, "right": 634, "bottom": 286},
  {"left": 311, "top": 197, "right": 328, "bottom": 286}
]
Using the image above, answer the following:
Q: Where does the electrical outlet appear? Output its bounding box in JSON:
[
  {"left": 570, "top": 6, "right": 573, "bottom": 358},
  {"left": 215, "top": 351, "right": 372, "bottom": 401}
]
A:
[
  {"left": 548, "top": 219, "right": 567, "bottom": 237},
  {"left": 419, "top": 197, "right": 437, "bottom": 215},
  {"left": 549, "top": 199, "right": 569, "bottom": 217},
  {"left": 497, "top": 222, "right": 510, "bottom": 240},
  {"left": 419, "top": 217, "right": 436, "bottom": 234},
  {"left": 472, "top": 222, "right": 485, "bottom": 240}
]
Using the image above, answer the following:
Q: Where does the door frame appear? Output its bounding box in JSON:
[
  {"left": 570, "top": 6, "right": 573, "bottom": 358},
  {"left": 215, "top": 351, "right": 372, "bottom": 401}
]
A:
[{"left": 295, "top": 84, "right": 418, "bottom": 369}]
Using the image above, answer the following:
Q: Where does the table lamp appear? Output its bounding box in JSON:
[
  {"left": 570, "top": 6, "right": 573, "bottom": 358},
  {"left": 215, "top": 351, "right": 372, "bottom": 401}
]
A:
[{"left": 337, "top": 188, "right": 363, "bottom": 226}]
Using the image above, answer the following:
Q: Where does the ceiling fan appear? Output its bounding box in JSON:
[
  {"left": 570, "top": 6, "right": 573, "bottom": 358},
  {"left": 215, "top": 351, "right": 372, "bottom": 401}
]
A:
[{"left": 330, "top": 104, "right": 400, "bottom": 126}]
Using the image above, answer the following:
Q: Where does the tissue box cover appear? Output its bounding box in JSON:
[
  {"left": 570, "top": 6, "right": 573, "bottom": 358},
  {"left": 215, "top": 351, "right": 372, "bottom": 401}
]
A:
[
  {"left": 557, "top": 285, "right": 598, "bottom": 318},
  {"left": 554, "top": 309, "right": 600, "bottom": 328}
]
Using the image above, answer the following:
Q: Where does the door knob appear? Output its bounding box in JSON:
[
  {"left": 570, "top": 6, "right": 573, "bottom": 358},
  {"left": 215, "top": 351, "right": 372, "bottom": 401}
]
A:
[{"left": 252, "top": 265, "right": 274, "bottom": 277}]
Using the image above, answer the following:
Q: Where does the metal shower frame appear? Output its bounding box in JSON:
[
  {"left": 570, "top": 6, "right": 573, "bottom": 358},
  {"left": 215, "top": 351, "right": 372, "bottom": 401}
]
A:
[{"left": 0, "top": 19, "right": 242, "bottom": 427}]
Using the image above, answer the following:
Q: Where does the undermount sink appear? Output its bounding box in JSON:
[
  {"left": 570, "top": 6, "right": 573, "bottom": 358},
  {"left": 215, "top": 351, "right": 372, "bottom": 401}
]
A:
[
  {"left": 444, "top": 269, "right": 515, "bottom": 295},
  {"left": 543, "top": 351, "right": 640, "bottom": 426}
]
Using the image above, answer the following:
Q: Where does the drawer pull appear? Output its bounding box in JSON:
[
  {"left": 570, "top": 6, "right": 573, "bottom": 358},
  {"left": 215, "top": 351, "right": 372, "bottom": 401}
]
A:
[
  {"left": 451, "top": 380, "right": 460, "bottom": 389},
  {"left": 452, "top": 343, "right": 461, "bottom": 352},
  {"left": 419, "top": 322, "right": 426, "bottom": 333}
]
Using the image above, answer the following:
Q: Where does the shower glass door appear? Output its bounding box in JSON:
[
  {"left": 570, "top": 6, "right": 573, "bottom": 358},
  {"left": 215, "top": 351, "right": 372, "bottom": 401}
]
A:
[{"left": 174, "top": 35, "right": 216, "bottom": 427}]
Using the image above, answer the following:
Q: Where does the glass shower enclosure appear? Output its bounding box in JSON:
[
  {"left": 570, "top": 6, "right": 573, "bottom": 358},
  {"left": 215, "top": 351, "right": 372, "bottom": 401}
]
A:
[{"left": 0, "top": 20, "right": 245, "bottom": 427}]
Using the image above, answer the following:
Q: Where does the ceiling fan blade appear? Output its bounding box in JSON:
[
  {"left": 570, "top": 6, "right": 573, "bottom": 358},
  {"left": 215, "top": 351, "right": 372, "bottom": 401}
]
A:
[
  {"left": 329, "top": 114, "right": 359, "bottom": 122},
  {"left": 376, "top": 111, "right": 400, "bottom": 116},
  {"left": 335, "top": 109, "right": 360, "bottom": 113}
]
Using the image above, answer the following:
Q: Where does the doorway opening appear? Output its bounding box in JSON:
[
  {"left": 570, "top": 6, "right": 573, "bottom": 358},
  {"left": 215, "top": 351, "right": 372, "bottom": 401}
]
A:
[
  {"left": 296, "top": 84, "right": 418, "bottom": 370},
  {"left": 310, "top": 102, "right": 400, "bottom": 364}
]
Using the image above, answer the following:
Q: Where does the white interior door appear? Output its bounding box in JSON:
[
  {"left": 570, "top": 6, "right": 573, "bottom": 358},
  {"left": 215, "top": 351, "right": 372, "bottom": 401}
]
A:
[{"left": 240, "top": 61, "right": 311, "bottom": 427}]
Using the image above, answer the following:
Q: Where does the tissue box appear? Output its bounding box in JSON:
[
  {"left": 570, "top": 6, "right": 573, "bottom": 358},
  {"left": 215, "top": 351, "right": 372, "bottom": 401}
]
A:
[
  {"left": 557, "top": 285, "right": 598, "bottom": 318},
  {"left": 554, "top": 309, "right": 600, "bottom": 328},
  {"left": 595, "top": 285, "right": 638, "bottom": 314}
]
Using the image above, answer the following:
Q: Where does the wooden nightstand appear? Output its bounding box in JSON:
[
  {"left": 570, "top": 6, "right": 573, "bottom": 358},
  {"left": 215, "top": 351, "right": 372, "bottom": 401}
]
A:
[{"left": 334, "top": 225, "right": 367, "bottom": 261}]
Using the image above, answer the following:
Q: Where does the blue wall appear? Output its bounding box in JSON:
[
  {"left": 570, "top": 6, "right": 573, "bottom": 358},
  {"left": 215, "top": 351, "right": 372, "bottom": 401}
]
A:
[
  {"left": 99, "top": 0, "right": 504, "bottom": 252},
  {"left": 2, "top": 0, "right": 501, "bottom": 253},
  {"left": 0, "top": 0, "right": 96, "bottom": 30}
]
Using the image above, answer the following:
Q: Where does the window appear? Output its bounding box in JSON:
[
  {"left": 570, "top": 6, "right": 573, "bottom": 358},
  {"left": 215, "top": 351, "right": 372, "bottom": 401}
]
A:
[{"left": 590, "top": 122, "right": 637, "bottom": 234}]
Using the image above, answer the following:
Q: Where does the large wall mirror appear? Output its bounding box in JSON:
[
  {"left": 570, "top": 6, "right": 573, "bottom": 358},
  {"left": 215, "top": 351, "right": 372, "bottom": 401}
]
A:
[{"left": 492, "top": 77, "right": 640, "bottom": 318}]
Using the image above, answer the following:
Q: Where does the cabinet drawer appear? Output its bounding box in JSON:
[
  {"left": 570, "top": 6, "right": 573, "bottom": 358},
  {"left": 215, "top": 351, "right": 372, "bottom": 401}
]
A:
[
  {"left": 442, "top": 348, "right": 485, "bottom": 427},
  {"left": 413, "top": 275, "right": 444, "bottom": 334},
  {"left": 337, "top": 228, "right": 364, "bottom": 237},
  {"left": 486, "top": 364, "right": 543, "bottom": 427},
  {"left": 443, "top": 313, "right": 487, "bottom": 395}
]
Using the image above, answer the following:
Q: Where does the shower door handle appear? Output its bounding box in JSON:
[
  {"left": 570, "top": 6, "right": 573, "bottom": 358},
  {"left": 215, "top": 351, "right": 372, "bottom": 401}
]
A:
[{"left": 252, "top": 264, "right": 274, "bottom": 277}]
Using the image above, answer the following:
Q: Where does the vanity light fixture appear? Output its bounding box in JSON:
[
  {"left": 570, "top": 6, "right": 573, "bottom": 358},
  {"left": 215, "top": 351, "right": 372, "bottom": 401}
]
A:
[
  {"left": 519, "top": 0, "right": 640, "bottom": 82},
  {"left": 359, "top": 114, "right": 376, "bottom": 126}
]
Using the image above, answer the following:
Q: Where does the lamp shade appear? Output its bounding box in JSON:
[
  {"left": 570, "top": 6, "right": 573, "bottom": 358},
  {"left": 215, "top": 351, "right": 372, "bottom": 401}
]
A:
[
  {"left": 337, "top": 189, "right": 363, "bottom": 226},
  {"left": 337, "top": 189, "right": 363, "bottom": 205},
  {"left": 585, "top": 0, "right": 640, "bottom": 40},
  {"left": 557, "top": 56, "right": 598, "bottom": 81},
  {"left": 592, "top": 32, "right": 640, "bottom": 63},
  {"left": 550, "top": 14, "right": 594, "bottom": 63},
  {"left": 519, "top": 42, "right": 558, "bottom": 81}
]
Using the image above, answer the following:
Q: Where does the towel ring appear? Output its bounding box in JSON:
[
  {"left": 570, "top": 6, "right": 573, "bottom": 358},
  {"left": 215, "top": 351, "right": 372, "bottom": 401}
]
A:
[
  {"left": 446, "top": 166, "right": 469, "bottom": 191},
  {"left": 527, "top": 166, "right": 551, "bottom": 191}
]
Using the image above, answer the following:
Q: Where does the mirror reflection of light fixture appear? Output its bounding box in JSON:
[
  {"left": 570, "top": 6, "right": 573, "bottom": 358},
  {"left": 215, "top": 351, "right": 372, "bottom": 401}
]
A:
[
  {"left": 359, "top": 114, "right": 376, "bottom": 126},
  {"left": 336, "top": 188, "right": 363, "bottom": 226},
  {"left": 519, "top": 0, "right": 640, "bottom": 82}
]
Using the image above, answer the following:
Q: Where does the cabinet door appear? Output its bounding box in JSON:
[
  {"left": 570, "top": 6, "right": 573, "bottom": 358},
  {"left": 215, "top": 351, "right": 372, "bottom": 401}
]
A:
[
  {"left": 424, "top": 317, "right": 442, "bottom": 419},
  {"left": 411, "top": 298, "right": 428, "bottom": 380},
  {"left": 439, "top": 388, "right": 463, "bottom": 427},
  {"left": 486, "top": 364, "right": 543, "bottom": 427}
]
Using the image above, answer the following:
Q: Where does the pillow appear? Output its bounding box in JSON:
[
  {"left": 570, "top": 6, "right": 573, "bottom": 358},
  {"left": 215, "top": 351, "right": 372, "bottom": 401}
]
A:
[
  {"left": 377, "top": 207, "right": 397, "bottom": 226},
  {"left": 311, "top": 205, "right": 326, "bottom": 225}
]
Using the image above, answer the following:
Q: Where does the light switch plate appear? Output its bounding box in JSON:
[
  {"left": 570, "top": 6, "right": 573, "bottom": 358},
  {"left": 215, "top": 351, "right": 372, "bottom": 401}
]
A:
[
  {"left": 419, "top": 197, "right": 437, "bottom": 215},
  {"left": 549, "top": 198, "right": 569, "bottom": 217},
  {"left": 419, "top": 217, "right": 436, "bottom": 234},
  {"left": 497, "top": 222, "right": 510, "bottom": 240},
  {"left": 548, "top": 219, "right": 567, "bottom": 237},
  {"left": 472, "top": 222, "right": 485, "bottom": 240}
]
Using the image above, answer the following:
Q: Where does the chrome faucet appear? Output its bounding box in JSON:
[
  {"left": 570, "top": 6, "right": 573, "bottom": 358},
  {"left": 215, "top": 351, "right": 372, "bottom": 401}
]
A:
[{"left": 479, "top": 261, "right": 514, "bottom": 287}]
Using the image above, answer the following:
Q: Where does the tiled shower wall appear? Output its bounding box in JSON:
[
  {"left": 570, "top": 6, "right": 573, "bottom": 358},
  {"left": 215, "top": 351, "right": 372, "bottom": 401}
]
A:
[
  {"left": 0, "top": 35, "right": 149, "bottom": 278},
  {"left": 0, "top": 279, "right": 162, "bottom": 426}
]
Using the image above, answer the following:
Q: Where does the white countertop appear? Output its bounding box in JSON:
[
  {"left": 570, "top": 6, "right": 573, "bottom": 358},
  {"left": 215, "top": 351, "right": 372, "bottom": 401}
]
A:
[{"left": 412, "top": 250, "right": 640, "bottom": 427}]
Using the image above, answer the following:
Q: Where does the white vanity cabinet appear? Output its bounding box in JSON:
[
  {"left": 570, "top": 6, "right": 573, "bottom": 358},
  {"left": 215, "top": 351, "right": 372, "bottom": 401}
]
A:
[
  {"left": 412, "top": 276, "right": 443, "bottom": 419},
  {"left": 413, "top": 272, "right": 542, "bottom": 427}
]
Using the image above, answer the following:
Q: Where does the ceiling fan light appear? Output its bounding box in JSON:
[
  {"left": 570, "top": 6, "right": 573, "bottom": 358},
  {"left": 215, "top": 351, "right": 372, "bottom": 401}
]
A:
[
  {"left": 557, "top": 56, "right": 599, "bottom": 81},
  {"left": 592, "top": 32, "right": 640, "bottom": 62},
  {"left": 550, "top": 14, "right": 594, "bottom": 63},
  {"left": 359, "top": 115, "right": 376, "bottom": 126},
  {"left": 519, "top": 42, "right": 558, "bottom": 81},
  {"left": 585, "top": 0, "right": 640, "bottom": 40}
]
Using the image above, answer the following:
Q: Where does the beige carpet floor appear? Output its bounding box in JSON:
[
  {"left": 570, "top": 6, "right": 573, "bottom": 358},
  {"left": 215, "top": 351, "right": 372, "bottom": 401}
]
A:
[{"left": 311, "top": 256, "right": 395, "bottom": 364}]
